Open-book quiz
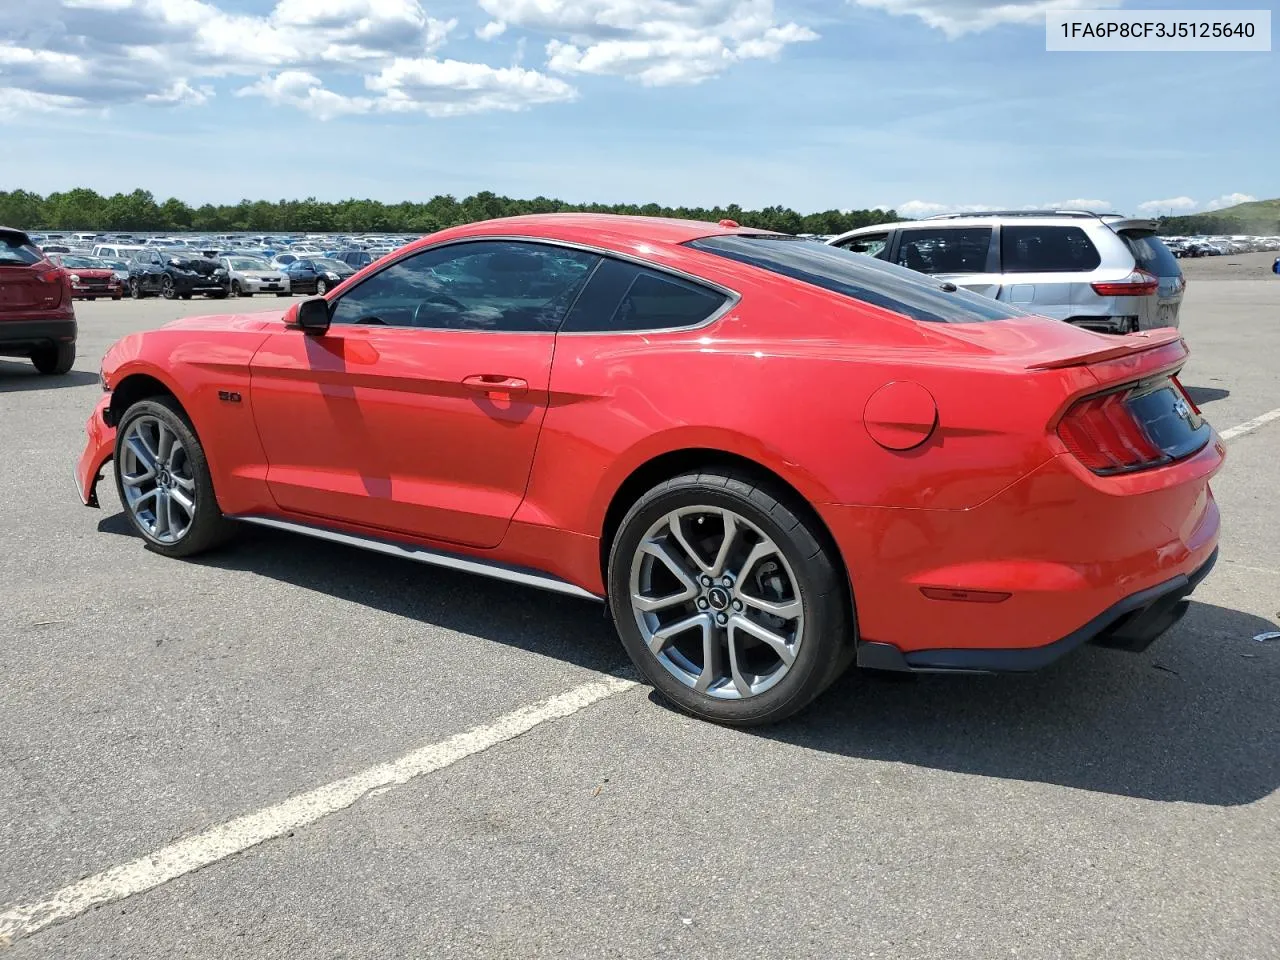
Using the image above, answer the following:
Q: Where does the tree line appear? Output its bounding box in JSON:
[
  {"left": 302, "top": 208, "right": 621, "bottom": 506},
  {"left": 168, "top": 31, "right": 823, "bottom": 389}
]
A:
[
  {"left": 0, "top": 188, "right": 900, "bottom": 237},
  {"left": 1154, "top": 212, "right": 1279, "bottom": 236}
]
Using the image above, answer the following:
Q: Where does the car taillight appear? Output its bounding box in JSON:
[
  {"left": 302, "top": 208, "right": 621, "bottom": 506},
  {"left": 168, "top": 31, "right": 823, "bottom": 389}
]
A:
[
  {"left": 1091, "top": 269, "right": 1159, "bottom": 297},
  {"left": 1057, "top": 388, "right": 1164, "bottom": 474},
  {"left": 36, "top": 267, "right": 63, "bottom": 284}
]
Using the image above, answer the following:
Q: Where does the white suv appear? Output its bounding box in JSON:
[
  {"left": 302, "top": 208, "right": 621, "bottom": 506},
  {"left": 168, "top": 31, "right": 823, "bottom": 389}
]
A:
[{"left": 828, "top": 211, "right": 1185, "bottom": 333}]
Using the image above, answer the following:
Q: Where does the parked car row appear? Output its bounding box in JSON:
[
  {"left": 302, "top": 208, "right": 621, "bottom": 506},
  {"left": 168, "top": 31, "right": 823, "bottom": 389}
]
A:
[{"left": 1163, "top": 235, "right": 1280, "bottom": 257}]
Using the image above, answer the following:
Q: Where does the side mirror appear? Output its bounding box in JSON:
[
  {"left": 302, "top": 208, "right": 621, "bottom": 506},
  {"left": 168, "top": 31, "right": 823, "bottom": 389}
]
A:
[{"left": 286, "top": 297, "right": 332, "bottom": 336}]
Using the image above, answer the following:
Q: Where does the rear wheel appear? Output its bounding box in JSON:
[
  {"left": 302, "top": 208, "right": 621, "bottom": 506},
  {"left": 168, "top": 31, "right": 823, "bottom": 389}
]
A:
[
  {"left": 113, "top": 397, "right": 235, "bottom": 558},
  {"left": 31, "top": 341, "right": 75, "bottom": 375},
  {"left": 130, "top": 278, "right": 143, "bottom": 299},
  {"left": 608, "top": 471, "right": 853, "bottom": 726}
]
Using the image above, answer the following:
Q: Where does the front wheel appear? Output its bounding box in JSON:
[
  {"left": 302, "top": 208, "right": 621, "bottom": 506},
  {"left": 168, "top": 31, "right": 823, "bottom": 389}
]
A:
[
  {"left": 161, "top": 276, "right": 176, "bottom": 299},
  {"left": 607, "top": 471, "right": 853, "bottom": 727},
  {"left": 231, "top": 281, "right": 243, "bottom": 297},
  {"left": 315, "top": 279, "right": 328, "bottom": 295},
  {"left": 113, "top": 397, "right": 235, "bottom": 558}
]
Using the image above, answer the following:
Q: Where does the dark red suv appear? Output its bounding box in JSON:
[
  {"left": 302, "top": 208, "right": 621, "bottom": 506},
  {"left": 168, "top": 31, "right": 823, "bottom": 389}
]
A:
[{"left": 0, "top": 226, "right": 77, "bottom": 375}]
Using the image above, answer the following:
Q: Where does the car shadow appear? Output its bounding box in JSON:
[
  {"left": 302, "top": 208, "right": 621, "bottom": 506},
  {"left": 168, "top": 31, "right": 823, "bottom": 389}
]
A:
[
  {"left": 1183, "top": 385, "right": 1230, "bottom": 406},
  {"left": 0, "top": 360, "right": 99, "bottom": 392},
  {"left": 734, "top": 599, "right": 1279, "bottom": 807},
  {"left": 95, "top": 512, "right": 629, "bottom": 677},
  {"left": 96, "top": 512, "right": 1280, "bottom": 806}
]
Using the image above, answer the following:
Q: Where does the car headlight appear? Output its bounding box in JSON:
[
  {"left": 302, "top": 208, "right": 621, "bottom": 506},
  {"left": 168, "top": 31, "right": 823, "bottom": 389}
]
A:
[
  {"left": 214, "top": 268, "right": 227, "bottom": 275},
  {"left": 325, "top": 272, "right": 340, "bottom": 280},
  {"left": 69, "top": 273, "right": 81, "bottom": 282}
]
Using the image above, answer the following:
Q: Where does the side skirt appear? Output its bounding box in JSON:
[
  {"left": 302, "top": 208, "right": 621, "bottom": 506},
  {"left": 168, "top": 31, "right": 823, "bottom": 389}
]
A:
[{"left": 229, "top": 514, "right": 604, "bottom": 602}]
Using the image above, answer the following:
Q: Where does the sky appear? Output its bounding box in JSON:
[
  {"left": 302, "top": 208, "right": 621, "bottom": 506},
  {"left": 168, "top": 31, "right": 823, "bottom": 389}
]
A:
[{"left": 1, "top": 0, "right": 1275, "bottom": 216}]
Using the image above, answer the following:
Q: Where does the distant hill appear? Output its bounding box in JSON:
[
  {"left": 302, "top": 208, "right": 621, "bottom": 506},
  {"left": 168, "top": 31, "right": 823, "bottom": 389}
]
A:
[{"left": 1159, "top": 197, "right": 1280, "bottom": 236}]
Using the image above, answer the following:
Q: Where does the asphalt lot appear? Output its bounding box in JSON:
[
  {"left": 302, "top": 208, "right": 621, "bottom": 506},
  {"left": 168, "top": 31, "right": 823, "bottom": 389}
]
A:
[{"left": 1, "top": 277, "right": 1278, "bottom": 958}]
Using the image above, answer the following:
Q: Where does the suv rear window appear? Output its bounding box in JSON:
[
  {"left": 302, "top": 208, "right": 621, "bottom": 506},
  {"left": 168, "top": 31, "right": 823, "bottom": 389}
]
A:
[
  {"left": 1001, "top": 226, "right": 1101, "bottom": 273},
  {"left": 686, "top": 235, "right": 1024, "bottom": 324},
  {"left": 0, "top": 234, "right": 43, "bottom": 266},
  {"left": 1120, "top": 230, "right": 1182, "bottom": 278}
]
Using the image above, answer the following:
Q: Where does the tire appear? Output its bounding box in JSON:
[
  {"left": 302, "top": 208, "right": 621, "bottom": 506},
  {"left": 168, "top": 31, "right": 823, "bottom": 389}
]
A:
[
  {"left": 130, "top": 278, "right": 142, "bottom": 299},
  {"left": 315, "top": 279, "right": 328, "bottom": 295},
  {"left": 112, "top": 396, "right": 235, "bottom": 559},
  {"left": 112, "top": 294, "right": 122, "bottom": 301},
  {"left": 207, "top": 290, "right": 228, "bottom": 299},
  {"left": 231, "top": 281, "right": 243, "bottom": 297},
  {"left": 31, "top": 341, "right": 75, "bottom": 375},
  {"left": 161, "top": 276, "right": 176, "bottom": 299},
  {"left": 607, "top": 470, "right": 853, "bottom": 727}
]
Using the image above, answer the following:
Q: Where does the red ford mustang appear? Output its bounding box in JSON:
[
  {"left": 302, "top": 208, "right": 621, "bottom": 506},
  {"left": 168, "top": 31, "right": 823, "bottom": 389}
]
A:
[{"left": 75, "top": 215, "right": 1223, "bottom": 725}]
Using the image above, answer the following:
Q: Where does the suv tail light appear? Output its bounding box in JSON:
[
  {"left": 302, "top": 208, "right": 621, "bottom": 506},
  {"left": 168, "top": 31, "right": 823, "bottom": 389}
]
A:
[
  {"left": 1057, "top": 375, "right": 1211, "bottom": 475},
  {"left": 1091, "top": 269, "right": 1158, "bottom": 297}
]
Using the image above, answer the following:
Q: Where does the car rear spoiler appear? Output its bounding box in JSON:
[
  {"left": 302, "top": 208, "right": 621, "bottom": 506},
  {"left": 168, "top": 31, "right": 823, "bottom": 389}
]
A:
[
  {"left": 1102, "top": 217, "right": 1160, "bottom": 233},
  {"left": 1026, "top": 328, "right": 1186, "bottom": 370}
]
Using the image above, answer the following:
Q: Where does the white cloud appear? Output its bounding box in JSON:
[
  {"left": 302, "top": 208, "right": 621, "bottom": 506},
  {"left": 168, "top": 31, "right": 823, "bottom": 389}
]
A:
[
  {"left": 481, "top": 0, "right": 818, "bottom": 85},
  {"left": 1202, "top": 193, "right": 1256, "bottom": 212},
  {"left": 3, "top": 0, "right": 572, "bottom": 119},
  {"left": 848, "top": 0, "right": 1122, "bottom": 38},
  {"left": 884, "top": 198, "right": 1114, "bottom": 217},
  {"left": 1135, "top": 194, "right": 1256, "bottom": 215},
  {"left": 237, "top": 60, "right": 577, "bottom": 119},
  {"left": 1137, "top": 196, "right": 1199, "bottom": 214},
  {"left": 476, "top": 19, "right": 507, "bottom": 40}
]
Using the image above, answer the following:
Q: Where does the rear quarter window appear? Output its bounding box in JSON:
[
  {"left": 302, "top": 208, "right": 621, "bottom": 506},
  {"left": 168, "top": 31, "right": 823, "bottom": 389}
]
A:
[
  {"left": 686, "top": 235, "right": 1025, "bottom": 324},
  {"left": 561, "top": 259, "right": 729, "bottom": 332},
  {"left": 1001, "top": 225, "right": 1101, "bottom": 273}
]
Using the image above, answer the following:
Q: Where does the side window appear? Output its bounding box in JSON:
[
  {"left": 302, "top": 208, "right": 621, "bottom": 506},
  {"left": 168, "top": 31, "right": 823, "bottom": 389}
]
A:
[
  {"left": 895, "top": 228, "right": 991, "bottom": 275},
  {"left": 560, "top": 258, "right": 728, "bottom": 333},
  {"left": 1001, "top": 226, "right": 1101, "bottom": 273},
  {"left": 836, "top": 232, "right": 889, "bottom": 259},
  {"left": 329, "top": 241, "right": 600, "bottom": 332}
]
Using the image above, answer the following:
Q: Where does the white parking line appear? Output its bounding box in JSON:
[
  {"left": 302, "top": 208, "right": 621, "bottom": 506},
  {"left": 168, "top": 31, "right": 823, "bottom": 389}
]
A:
[
  {"left": 0, "top": 674, "right": 635, "bottom": 945},
  {"left": 1220, "top": 406, "right": 1280, "bottom": 442}
]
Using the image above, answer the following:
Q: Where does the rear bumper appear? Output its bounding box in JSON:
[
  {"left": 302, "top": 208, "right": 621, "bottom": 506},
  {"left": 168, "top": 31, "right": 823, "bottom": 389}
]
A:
[
  {"left": 0, "top": 317, "right": 77, "bottom": 355},
  {"left": 858, "top": 547, "right": 1218, "bottom": 672},
  {"left": 173, "top": 275, "right": 229, "bottom": 294},
  {"left": 76, "top": 395, "right": 116, "bottom": 508},
  {"left": 822, "top": 437, "right": 1224, "bottom": 671}
]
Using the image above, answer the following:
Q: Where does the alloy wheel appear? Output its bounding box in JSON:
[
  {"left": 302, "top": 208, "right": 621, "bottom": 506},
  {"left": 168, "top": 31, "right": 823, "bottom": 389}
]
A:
[
  {"left": 119, "top": 415, "right": 196, "bottom": 544},
  {"left": 316, "top": 279, "right": 327, "bottom": 295},
  {"left": 629, "top": 506, "right": 805, "bottom": 700},
  {"left": 161, "top": 276, "right": 175, "bottom": 299}
]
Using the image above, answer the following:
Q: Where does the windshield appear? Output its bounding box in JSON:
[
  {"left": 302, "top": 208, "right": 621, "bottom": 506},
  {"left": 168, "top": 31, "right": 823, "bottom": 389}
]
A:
[
  {"left": 228, "top": 258, "right": 267, "bottom": 270},
  {"left": 686, "top": 235, "right": 1027, "bottom": 323},
  {"left": 57, "top": 256, "right": 103, "bottom": 268},
  {"left": 314, "top": 258, "right": 349, "bottom": 271}
]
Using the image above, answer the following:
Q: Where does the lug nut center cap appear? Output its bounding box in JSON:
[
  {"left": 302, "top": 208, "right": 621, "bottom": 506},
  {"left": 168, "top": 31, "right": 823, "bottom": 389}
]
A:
[{"left": 706, "top": 587, "right": 730, "bottom": 611}]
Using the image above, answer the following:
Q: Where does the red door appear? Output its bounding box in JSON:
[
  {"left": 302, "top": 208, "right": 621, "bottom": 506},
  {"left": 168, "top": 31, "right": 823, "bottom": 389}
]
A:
[
  {"left": 248, "top": 322, "right": 554, "bottom": 549},
  {"left": 245, "top": 239, "right": 599, "bottom": 549}
]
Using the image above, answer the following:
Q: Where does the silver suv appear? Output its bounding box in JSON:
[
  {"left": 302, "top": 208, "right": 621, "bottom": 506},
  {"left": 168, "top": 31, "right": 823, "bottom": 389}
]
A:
[{"left": 827, "top": 211, "right": 1185, "bottom": 333}]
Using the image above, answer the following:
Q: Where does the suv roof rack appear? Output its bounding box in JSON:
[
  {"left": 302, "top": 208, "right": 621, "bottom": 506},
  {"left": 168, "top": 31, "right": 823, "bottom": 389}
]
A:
[{"left": 922, "top": 210, "right": 1108, "bottom": 220}]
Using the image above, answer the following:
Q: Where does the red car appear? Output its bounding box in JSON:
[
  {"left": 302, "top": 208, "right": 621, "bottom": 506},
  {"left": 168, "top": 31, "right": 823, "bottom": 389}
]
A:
[
  {"left": 1, "top": 226, "right": 77, "bottom": 376},
  {"left": 50, "top": 253, "right": 124, "bottom": 300},
  {"left": 75, "top": 215, "right": 1222, "bottom": 725}
]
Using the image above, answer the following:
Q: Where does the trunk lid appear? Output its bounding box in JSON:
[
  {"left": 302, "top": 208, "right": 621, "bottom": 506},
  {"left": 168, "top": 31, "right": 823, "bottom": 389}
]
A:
[{"left": 0, "top": 228, "right": 63, "bottom": 314}]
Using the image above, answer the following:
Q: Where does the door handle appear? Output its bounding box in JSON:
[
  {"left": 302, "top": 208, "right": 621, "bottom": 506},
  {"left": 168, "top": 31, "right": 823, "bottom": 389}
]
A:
[{"left": 462, "top": 374, "right": 529, "bottom": 396}]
